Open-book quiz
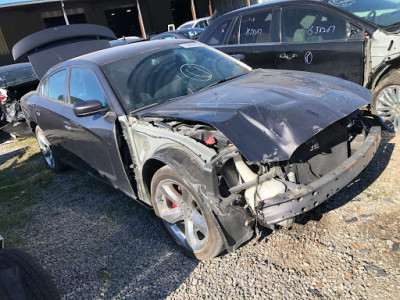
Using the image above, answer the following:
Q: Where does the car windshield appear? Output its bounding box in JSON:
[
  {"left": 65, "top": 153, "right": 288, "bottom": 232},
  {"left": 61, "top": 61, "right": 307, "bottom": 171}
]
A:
[
  {"left": 0, "top": 65, "right": 37, "bottom": 87},
  {"left": 102, "top": 43, "right": 250, "bottom": 113},
  {"left": 326, "top": 0, "right": 400, "bottom": 28}
]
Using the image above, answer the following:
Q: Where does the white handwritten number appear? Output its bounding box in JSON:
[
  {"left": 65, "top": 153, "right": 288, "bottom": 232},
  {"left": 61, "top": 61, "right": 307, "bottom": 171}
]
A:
[
  {"left": 245, "top": 28, "right": 263, "bottom": 36},
  {"left": 307, "top": 25, "right": 336, "bottom": 36}
]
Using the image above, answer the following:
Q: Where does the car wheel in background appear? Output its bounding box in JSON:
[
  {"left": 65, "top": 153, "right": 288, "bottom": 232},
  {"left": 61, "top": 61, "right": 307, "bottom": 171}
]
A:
[
  {"left": 0, "top": 248, "right": 60, "bottom": 300},
  {"left": 373, "top": 71, "right": 400, "bottom": 132},
  {"left": 151, "top": 165, "right": 224, "bottom": 260},
  {"left": 35, "top": 126, "right": 64, "bottom": 172}
]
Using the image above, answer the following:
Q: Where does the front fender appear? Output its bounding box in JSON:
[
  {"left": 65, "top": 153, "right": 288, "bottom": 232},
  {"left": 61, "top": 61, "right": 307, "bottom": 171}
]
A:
[{"left": 147, "top": 147, "right": 254, "bottom": 253}]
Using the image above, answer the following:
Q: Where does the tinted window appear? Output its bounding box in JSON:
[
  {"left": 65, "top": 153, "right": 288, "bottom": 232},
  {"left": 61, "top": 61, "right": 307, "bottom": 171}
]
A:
[
  {"left": 69, "top": 68, "right": 107, "bottom": 106},
  {"left": 197, "top": 20, "right": 206, "bottom": 28},
  {"left": 48, "top": 70, "right": 67, "bottom": 101},
  {"left": 239, "top": 10, "right": 273, "bottom": 44},
  {"left": 102, "top": 43, "right": 250, "bottom": 113},
  {"left": 204, "top": 19, "right": 232, "bottom": 45},
  {"left": 0, "top": 65, "right": 37, "bottom": 86},
  {"left": 282, "top": 7, "right": 348, "bottom": 42},
  {"left": 227, "top": 18, "right": 240, "bottom": 45}
]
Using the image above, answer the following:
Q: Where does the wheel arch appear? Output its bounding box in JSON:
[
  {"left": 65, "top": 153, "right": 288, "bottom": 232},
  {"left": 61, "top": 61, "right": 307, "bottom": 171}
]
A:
[
  {"left": 142, "top": 147, "right": 207, "bottom": 202},
  {"left": 28, "top": 121, "right": 37, "bottom": 133},
  {"left": 369, "top": 60, "right": 400, "bottom": 91}
]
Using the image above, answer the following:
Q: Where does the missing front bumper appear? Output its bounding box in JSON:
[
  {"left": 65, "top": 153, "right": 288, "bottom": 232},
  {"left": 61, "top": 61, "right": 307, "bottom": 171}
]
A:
[{"left": 261, "top": 126, "right": 381, "bottom": 225}]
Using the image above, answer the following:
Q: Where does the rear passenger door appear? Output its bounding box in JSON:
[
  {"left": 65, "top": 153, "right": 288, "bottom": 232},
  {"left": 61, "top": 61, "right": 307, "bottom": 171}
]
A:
[
  {"left": 274, "top": 5, "right": 365, "bottom": 84},
  {"left": 34, "top": 69, "right": 71, "bottom": 158},
  {"left": 206, "top": 9, "right": 278, "bottom": 69}
]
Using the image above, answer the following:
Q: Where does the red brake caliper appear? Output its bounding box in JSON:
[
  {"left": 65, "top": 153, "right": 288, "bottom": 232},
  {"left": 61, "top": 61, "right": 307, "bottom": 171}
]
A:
[{"left": 172, "top": 186, "right": 182, "bottom": 208}]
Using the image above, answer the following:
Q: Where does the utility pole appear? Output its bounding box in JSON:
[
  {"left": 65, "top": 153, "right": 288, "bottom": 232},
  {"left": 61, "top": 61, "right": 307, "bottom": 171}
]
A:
[
  {"left": 137, "top": 0, "right": 146, "bottom": 38},
  {"left": 61, "top": 1, "right": 70, "bottom": 25},
  {"left": 191, "top": 0, "right": 197, "bottom": 20}
]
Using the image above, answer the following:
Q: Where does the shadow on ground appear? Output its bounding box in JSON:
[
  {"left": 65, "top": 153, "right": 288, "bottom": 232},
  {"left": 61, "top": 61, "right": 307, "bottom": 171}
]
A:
[
  {"left": 20, "top": 167, "right": 198, "bottom": 299},
  {"left": 0, "top": 139, "right": 198, "bottom": 299}
]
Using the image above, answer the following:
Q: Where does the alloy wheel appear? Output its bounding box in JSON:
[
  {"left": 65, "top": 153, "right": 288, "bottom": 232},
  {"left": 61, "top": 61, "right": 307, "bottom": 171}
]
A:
[
  {"left": 154, "top": 179, "right": 208, "bottom": 251},
  {"left": 376, "top": 85, "right": 400, "bottom": 132}
]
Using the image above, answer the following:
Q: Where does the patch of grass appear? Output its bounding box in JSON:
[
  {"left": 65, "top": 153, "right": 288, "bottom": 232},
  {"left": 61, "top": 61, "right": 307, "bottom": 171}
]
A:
[
  {"left": 98, "top": 269, "right": 113, "bottom": 283},
  {"left": 0, "top": 137, "right": 55, "bottom": 248}
]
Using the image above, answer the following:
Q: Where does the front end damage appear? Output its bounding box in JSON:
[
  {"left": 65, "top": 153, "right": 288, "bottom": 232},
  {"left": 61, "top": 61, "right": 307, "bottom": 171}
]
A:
[
  {"left": 200, "top": 112, "right": 380, "bottom": 244},
  {"left": 133, "top": 69, "right": 381, "bottom": 251},
  {"left": 136, "top": 109, "right": 380, "bottom": 252}
]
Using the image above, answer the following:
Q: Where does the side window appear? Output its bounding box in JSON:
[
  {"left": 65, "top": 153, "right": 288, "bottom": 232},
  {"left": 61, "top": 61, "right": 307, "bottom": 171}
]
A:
[
  {"left": 239, "top": 10, "right": 273, "bottom": 44},
  {"left": 204, "top": 19, "right": 232, "bottom": 45},
  {"left": 227, "top": 18, "right": 240, "bottom": 45},
  {"left": 69, "top": 68, "right": 107, "bottom": 106},
  {"left": 282, "top": 7, "right": 348, "bottom": 43},
  {"left": 347, "top": 22, "right": 363, "bottom": 39},
  {"left": 48, "top": 70, "right": 67, "bottom": 101}
]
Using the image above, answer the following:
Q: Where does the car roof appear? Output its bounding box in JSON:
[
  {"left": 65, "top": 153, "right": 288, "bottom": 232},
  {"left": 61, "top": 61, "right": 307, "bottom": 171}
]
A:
[
  {"left": 182, "top": 16, "right": 210, "bottom": 25},
  {"left": 217, "top": 0, "right": 352, "bottom": 17},
  {"left": 0, "top": 62, "right": 32, "bottom": 73},
  {"left": 66, "top": 39, "right": 196, "bottom": 66}
]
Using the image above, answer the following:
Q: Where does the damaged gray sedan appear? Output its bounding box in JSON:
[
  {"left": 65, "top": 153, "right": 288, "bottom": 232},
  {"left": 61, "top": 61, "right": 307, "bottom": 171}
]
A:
[{"left": 21, "top": 40, "right": 381, "bottom": 259}]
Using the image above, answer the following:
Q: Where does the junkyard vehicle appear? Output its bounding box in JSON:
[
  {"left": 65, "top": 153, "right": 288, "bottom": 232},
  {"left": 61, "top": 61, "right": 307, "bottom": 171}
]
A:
[
  {"left": 198, "top": 0, "right": 400, "bottom": 132},
  {"left": 0, "top": 235, "right": 60, "bottom": 299},
  {"left": 0, "top": 63, "right": 39, "bottom": 125},
  {"left": 109, "top": 36, "right": 146, "bottom": 47},
  {"left": 19, "top": 39, "right": 380, "bottom": 260},
  {"left": 151, "top": 28, "right": 205, "bottom": 40},
  {"left": 177, "top": 16, "right": 211, "bottom": 29}
]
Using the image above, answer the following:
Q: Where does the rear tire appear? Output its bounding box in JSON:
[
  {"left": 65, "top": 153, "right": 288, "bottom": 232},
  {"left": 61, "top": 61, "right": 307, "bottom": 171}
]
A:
[
  {"left": 150, "top": 165, "right": 224, "bottom": 260},
  {"left": 0, "top": 248, "right": 60, "bottom": 300},
  {"left": 372, "top": 71, "right": 400, "bottom": 132},
  {"left": 35, "top": 126, "right": 65, "bottom": 172}
]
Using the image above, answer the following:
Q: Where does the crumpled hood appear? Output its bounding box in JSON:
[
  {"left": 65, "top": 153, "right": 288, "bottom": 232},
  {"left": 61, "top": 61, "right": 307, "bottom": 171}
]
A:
[{"left": 136, "top": 69, "right": 370, "bottom": 162}]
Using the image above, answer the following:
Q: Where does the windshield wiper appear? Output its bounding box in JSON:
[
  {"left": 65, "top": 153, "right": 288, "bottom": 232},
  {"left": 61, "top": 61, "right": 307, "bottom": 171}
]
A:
[
  {"left": 197, "top": 73, "right": 246, "bottom": 93},
  {"left": 130, "top": 95, "right": 184, "bottom": 115}
]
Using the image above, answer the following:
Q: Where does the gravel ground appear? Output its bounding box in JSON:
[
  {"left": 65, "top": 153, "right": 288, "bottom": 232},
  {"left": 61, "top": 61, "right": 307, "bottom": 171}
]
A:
[{"left": 0, "top": 130, "right": 399, "bottom": 299}]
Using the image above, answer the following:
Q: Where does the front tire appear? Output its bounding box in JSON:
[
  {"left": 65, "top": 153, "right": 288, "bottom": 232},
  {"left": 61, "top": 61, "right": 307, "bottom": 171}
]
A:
[
  {"left": 372, "top": 71, "right": 400, "bottom": 132},
  {"left": 150, "top": 165, "right": 224, "bottom": 260}
]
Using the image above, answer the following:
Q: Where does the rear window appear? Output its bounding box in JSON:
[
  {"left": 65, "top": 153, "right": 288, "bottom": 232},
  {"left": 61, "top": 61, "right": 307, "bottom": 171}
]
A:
[
  {"left": 204, "top": 19, "right": 233, "bottom": 45},
  {"left": 48, "top": 70, "right": 67, "bottom": 101},
  {"left": 0, "top": 66, "right": 37, "bottom": 87}
]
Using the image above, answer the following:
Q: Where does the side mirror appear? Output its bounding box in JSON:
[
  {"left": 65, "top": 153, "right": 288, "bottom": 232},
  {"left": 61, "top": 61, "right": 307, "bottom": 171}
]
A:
[
  {"left": 230, "top": 54, "right": 245, "bottom": 61},
  {"left": 73, "top": 100, "right": 108, "bottom": 117}
]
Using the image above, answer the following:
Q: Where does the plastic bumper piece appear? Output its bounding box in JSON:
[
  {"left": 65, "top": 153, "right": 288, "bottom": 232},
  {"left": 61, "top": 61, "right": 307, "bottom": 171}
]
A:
[{"left": 261, "top": 126, "right": 381, "bottom": 225}]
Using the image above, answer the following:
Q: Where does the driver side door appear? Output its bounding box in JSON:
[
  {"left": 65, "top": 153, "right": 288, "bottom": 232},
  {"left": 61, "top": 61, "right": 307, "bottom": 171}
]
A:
[{"left": 60, "top": 67, "right": 134, "bottom": 195}]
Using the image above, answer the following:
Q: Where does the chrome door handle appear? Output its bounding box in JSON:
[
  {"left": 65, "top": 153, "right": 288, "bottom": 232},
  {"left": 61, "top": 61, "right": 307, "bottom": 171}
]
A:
[
  {"left": 64, "top": 121, "right": 72, "bottom": 131},
  {"left": 279, "top": 53, "right": 298, "bottom": 60}
]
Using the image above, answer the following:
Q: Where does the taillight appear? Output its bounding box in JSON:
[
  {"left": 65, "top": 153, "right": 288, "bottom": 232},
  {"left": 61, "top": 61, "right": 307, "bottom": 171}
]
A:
[{"left": 0, "top": 90, "right": 6, "bottom": 102}]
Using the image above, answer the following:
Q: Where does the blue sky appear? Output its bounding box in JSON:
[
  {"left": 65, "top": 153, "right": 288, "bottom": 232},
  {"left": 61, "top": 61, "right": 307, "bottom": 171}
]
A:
[
  {"left": 0, "top": 0, "right": 28, "bottom": 4},
  {"left": 0, "top": 0, "right": 41, "bottom": 4}
]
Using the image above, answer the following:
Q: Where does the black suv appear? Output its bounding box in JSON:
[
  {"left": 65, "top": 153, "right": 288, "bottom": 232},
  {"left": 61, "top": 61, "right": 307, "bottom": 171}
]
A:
[{"left": 198, "top": 0, "right": 400, "bottom": 132}]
